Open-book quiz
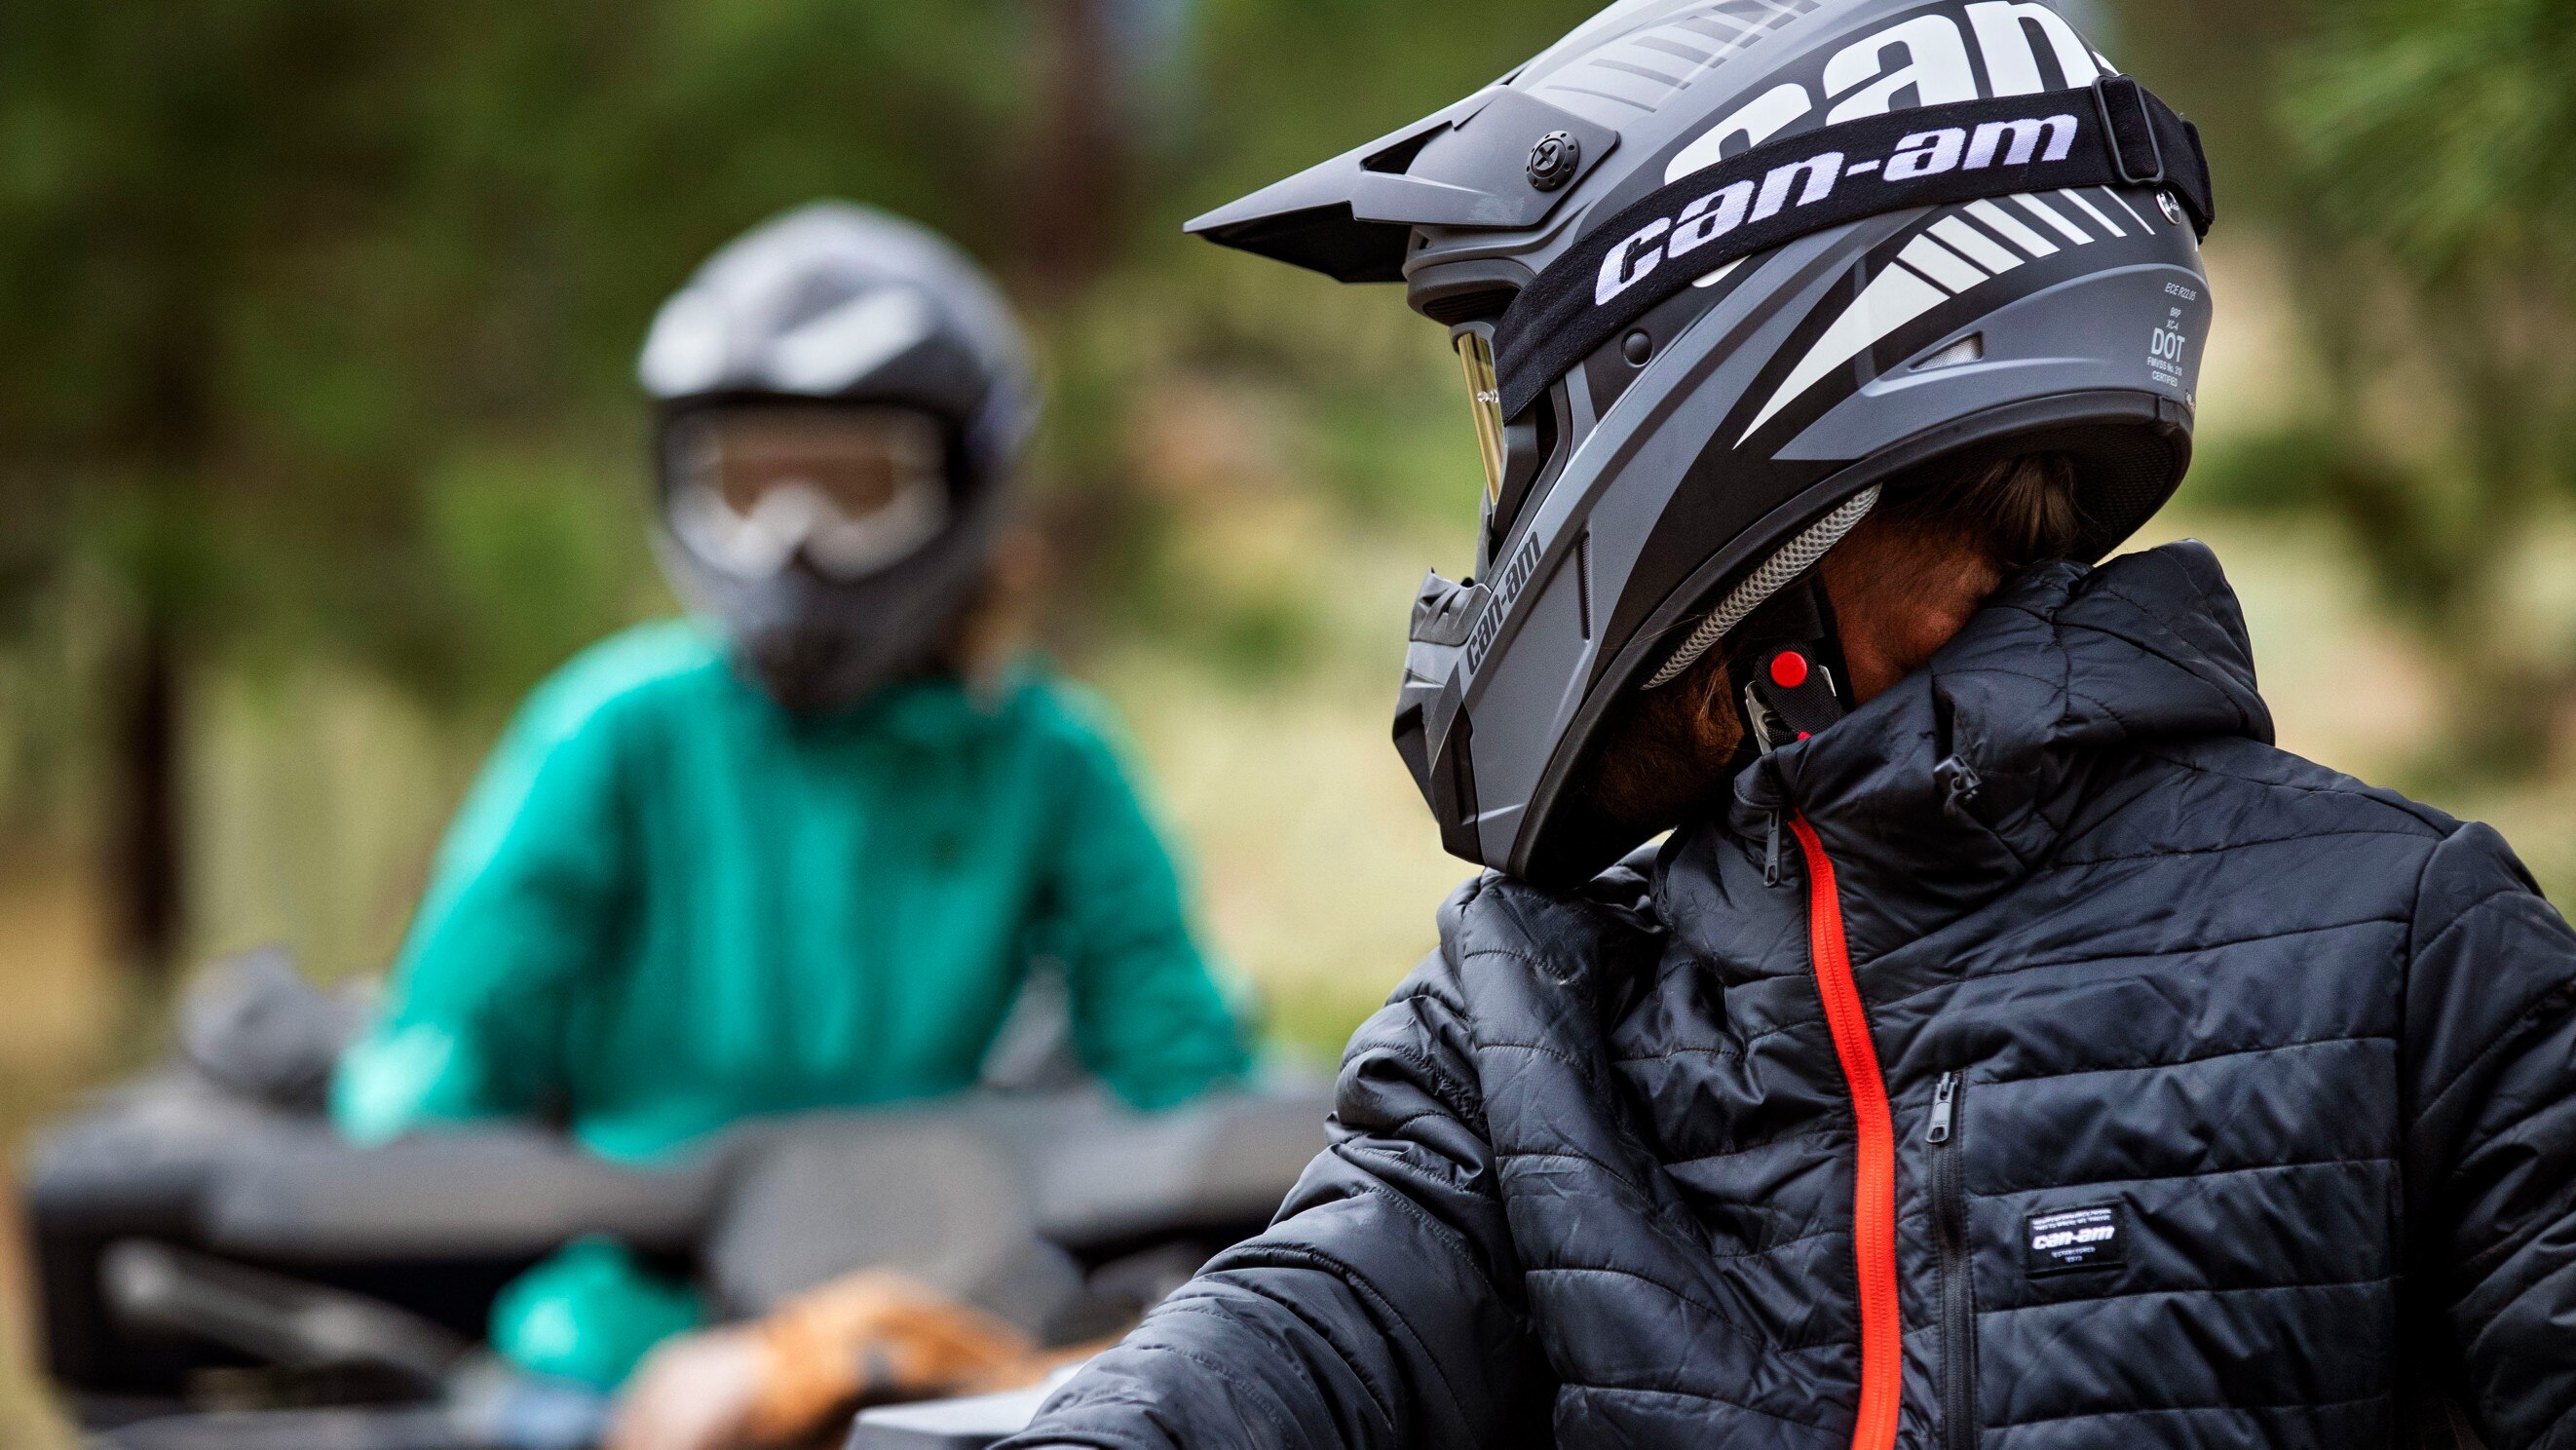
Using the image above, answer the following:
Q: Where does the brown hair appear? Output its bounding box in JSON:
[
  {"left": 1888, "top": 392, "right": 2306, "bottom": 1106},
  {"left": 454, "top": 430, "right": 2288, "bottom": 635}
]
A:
[{"left": 1872, "top": 450, "right": 2084, "bottom": 572}]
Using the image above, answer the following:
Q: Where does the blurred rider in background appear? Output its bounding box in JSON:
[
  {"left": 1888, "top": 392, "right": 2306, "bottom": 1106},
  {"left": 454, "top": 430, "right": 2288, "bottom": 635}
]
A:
[{"left": 328, "top": 203, "right": 1249, "bottom": 1421}]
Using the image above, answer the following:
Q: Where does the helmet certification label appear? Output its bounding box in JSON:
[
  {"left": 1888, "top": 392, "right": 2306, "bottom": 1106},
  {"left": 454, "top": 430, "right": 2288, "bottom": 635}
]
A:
[
  {"left": 2026, "top": 1202, "right": 2127, "bottom": 1277},
  {"left": 2149, "top": 305, "right": 2192, "bottom": 393}
]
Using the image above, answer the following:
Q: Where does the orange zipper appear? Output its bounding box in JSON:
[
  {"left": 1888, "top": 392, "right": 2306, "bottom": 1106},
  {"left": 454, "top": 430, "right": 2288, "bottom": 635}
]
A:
[{"left": 1788, "top": 814, "right": 1901, "bottom": 1450}]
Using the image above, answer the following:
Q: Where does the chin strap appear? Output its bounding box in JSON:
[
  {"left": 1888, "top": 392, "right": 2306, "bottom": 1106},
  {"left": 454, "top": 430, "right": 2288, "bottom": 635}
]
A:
[
  {"left": 1744, "top": 640, "right": 1847, "bottom": 751},
  {"left": 1730, "top": 573, "right": 1854, "bottom": 754},
  {"left": 1751, "top": 629, "right": 1846, "bottom": 889},
  {"left": 1740, "top": 577, "right": 1853, "bottom": 888}
]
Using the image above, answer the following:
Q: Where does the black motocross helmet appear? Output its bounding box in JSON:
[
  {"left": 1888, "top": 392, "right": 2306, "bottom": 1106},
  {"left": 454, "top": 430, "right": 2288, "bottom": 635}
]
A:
[
  {"left": 639, "top": 203, "right": 1039, "bottom": 714},
  {"left": 1190, "top": 0, "right": 2215, "bottom": 888}
]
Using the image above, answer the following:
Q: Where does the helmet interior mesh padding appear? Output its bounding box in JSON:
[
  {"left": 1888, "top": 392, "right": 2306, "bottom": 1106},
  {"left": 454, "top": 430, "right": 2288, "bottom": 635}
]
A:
[
  {"left": 2065, "top": 426, "right": 2189, "bottom": 561},
  {"left": 1647, "top": 485, "right": 1881, "bottom": 689}
]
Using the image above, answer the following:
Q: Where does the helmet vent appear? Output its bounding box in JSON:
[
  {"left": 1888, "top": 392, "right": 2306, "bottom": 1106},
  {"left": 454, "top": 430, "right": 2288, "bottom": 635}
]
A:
[
  {"left": 1913, "top": 333, "right": 1986, "bottom": 373},
  {"left": 1362, "top": 123, "right": 1451, "bottom": 176}
]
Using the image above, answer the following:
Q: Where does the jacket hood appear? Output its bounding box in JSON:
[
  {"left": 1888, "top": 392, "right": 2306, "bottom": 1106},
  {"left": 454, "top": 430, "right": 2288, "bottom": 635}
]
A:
[{"left": 1667, "top": 541, "right": 2272, "bottom": 963}]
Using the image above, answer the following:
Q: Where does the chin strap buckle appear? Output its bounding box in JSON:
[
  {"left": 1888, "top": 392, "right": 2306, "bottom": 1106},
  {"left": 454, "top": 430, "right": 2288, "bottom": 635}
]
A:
[{"left": 1743, "top": 644, "right": 1846, "bottom": 753}]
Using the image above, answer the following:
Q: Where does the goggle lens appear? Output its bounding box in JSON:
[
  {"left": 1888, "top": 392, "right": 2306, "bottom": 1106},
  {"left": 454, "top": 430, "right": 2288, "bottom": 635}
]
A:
[
  {"left": 665, "top": 405, "right": 951, "bottom": 581},
  {"left": 672, "top": 406, "right": 945, "bottom": 518},
  {"left": 1456, "top": 332, "right": 1507, "bottom": 513}
]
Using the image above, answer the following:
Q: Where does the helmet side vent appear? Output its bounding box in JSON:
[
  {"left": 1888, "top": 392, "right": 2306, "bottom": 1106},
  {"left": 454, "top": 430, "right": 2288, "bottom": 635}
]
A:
[
  {"left": 1363, "top": 124, "right": 1453, "bottom": 176},
  {"left": 1913, "top": 334, "right": 1986, "bottom": 372}
]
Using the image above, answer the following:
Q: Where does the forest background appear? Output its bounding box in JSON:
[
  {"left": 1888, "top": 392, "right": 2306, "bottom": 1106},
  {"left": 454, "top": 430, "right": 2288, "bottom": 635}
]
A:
[{"left": 0, "top": 0, "right": 2570, "bottom": 1435}]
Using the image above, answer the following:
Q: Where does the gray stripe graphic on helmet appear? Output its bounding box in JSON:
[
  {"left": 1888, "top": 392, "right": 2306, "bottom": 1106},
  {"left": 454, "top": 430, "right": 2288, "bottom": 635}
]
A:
[
  {"left": 1540, "top": 0, "right": 1821, "bottom": 117},
  {"left": 1898, "top": 234, "right": 1989, "bottom": 293},
  {"left": 2103, "top": 187, "right": 2158, "bottom": 234},
  {"left": 2013, "top": 192, "right": 2095, "bottom": 245},
  {"left": 1966, "top": 197, "right": 2060, "bottom": 256},
  {"left": 2057, "top": 187, "right": 2127, "bottom": 237},
  {"left": 1929, "top": 215, "right": 2024, "bottom": 273},
  {"left": 1740, "top": 267, "right": 1951, "bottom": 441},
  {"left": 1741, "top": 196, "right": 2106, "bottom": 442}
]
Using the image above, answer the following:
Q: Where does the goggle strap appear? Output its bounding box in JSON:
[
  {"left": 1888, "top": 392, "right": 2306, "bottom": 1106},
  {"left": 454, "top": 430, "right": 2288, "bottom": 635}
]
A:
[{"left": 1492, "top": 77, "right": 2213, "bottom": 420}]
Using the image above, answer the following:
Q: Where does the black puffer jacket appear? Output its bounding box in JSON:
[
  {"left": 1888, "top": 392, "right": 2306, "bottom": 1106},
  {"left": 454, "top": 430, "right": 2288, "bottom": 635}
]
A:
[{"left": 1008, "top": 544, "right": 2576, "bottom": 1450}]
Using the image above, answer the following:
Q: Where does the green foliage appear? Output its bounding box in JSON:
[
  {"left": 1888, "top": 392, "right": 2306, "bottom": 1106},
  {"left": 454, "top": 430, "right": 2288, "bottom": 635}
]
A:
[
  {"left": 0, "top": 0, "right": 1040, "bottom": 691},
  {"left": 1307, "top": 377, "right": 1487, "bottom": 531},
  {"left": 2203, "top": 0, "right": 2576, "bottom": 772},
  {"left": 411, "top": 448, "right": 663, "bottom": 713},
  {"left": 0, "top": 0, "right": 1605, "bottom": 947},
  {"left": 2289, "top": 0, "right": 2576, "bottom": 276},
  {"left": 2188, "top": 427, "right": 2486, "bottom": 631}
]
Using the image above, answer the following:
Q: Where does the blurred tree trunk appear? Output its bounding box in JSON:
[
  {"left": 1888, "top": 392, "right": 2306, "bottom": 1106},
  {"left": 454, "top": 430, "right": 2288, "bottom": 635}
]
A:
[
  {"left": 110, "top": 611, "right": 183, "bottom": 977},
  {"left": 1019, "top": 0, "right": 1154, "bottom": 654},
  {"left": 1024, "top": 0, "right": 1126, "bottom": 304},
  {"left": 108, "top": 299, "right": 216, "bottom": 981}
]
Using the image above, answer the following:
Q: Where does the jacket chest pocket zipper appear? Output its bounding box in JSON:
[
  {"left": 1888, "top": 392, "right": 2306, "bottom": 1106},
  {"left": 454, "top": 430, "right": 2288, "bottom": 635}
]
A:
[{"left": 1927, "top": 1071, "right": 1978, "bottom": 1450}]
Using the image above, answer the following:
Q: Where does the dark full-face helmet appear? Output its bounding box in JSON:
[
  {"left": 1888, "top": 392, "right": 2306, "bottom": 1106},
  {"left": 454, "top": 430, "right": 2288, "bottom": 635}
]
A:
[
  {"left": 639, "top": 203, "right": 1038, "bottom": 713},
  {"left": 1190, "top": 0, "right": 2216, "bottom": 887}
]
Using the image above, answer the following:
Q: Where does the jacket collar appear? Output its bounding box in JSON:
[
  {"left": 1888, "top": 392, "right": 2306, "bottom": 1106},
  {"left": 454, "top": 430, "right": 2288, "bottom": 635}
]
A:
[{"left": 1666, "top": 542, "right": 2272, "bottom": 965}]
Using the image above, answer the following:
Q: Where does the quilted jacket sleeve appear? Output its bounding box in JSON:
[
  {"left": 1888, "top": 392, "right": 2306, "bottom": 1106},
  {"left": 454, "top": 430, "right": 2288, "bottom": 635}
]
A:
[
  {"left": 2403, "top": 822, "right": 2576, "bottom": 1449},
  {"left": 999, "top": 950, "right": 1550, "bottom": 1450}
]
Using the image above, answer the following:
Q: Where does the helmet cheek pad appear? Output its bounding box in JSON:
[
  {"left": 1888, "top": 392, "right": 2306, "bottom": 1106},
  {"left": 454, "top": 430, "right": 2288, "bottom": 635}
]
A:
[{"left": 1193, "top": 0, "right": 2216, "bottom": 887}]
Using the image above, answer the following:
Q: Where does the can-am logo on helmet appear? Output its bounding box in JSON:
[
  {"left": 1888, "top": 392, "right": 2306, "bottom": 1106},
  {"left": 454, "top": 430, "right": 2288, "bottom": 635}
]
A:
[
  {"left": 1660, "top": 3, "right": 2107, "bottom": 187},
  {"left": 1601, "top": 1, "right": 2111, "bottom": 311},
  {"left": 1596, "top": 111, "right": 2079, "bottom": 307},
  {"left": 1465, "top": 530, "right": 1544, "bottom": 673}
]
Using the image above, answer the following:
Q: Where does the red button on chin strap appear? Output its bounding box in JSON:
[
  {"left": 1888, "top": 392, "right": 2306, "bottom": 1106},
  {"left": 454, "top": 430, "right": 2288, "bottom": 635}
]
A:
[{"left": 1769, "top": 651, "right": 1810, "bottom": 689}]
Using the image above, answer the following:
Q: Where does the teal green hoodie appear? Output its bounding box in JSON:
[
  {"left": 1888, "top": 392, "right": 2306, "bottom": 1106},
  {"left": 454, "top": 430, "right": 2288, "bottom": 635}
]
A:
[{"left": 332, "top": 621, "right": 1248, "bottom": 1164}]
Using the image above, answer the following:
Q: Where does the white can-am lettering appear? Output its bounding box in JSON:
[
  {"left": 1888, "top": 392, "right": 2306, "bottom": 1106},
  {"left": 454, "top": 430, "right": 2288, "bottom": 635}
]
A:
[
  {"left": 1595, "top": 218, "right": 1674, "bottom": 306},
  {"left": 1594, "top": 100, "right": 2098, "bottom": 317},
  {"left": 1668, "top": 180, "right": 1757, "bottom": 259},
  {"left": 1753, "top": 152, "right": 1844, "bottom": 223},
  {"left": 1966, "top": 115, "right": 2078, "bottom": 169},
  {"left": 1824, "top": 15, "right": 1977, "bottom": 124},
  {"left": 1666, "top": 83, "right": 1815, "bottom": 185},
  {"left": 1883, "top": 128, "right": 1967, "bottom": 181},
  {"left": 1964, "top": 1, "right": 2104, "bottom": 95}
]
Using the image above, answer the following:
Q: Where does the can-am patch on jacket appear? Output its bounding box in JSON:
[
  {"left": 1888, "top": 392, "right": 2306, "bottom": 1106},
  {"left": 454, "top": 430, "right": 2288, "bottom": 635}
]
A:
[{"left": 1010, "top": 542, "right": 2576, "bottom": 1450}]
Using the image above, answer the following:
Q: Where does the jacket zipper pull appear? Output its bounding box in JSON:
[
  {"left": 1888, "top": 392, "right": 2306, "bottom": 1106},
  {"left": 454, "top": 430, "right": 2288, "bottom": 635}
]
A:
[
  {"left": 1764, "top": 812, "right": 1783, "bottom": 887},
  {"left": 1927, "top": 1072, "right": 1957, "bottom": 1144}
]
